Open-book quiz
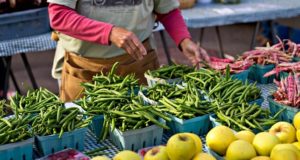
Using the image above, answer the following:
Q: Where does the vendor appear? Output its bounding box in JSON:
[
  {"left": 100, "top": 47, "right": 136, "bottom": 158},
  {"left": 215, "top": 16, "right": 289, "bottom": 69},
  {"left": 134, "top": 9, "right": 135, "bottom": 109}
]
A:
[{"left": 48, "top": 0, "right": 210, "bottom": 102}]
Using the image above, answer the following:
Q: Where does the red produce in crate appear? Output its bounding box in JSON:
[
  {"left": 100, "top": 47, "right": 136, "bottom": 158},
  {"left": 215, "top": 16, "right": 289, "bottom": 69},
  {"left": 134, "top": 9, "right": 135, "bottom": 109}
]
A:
[{"left": 273, "top": 73, "right": 300, "bottom": 107}]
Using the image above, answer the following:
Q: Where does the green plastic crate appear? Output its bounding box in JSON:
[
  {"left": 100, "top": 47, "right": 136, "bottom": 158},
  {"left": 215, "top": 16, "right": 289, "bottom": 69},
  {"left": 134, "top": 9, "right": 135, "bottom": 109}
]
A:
[
  {"left": 0, "top": 138, "right": 34, "bottom": 160},
  {"left": 231, "top": 69, "right": 250, "bottom": 83},
  {"left": 36, "top": 128, "right": 88, "bottom": 156},
  {"left": 89, "top": 115, "right": 104, "bottom": 138},
  {"left": 166, "top": 114, "right": 211, "bottom": 136},
  {"left": 293, "top": 57, "right": 300, "bottom": 62},
  {"left": 268, "top": 96, "right": 300, "bottom": 123},
  {"left": 110, "top": 119, "right": 165, "bottom": 151},
  {"left": 249, "top": 64, "right": 275, "bottom": 84},
  {"left": 249, "top": 97, "right": 264, "bottom": 106}
]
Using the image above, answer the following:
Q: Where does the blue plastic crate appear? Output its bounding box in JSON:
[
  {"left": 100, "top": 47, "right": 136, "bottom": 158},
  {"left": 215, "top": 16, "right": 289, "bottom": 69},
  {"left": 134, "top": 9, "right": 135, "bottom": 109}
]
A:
[
  {"left": 249, "top": 97, "right": 264, "bottom": 106},
  {"left": 268, "top": 96, "right": 299, "bottom": 123},
  {"left": 36, "top": 128, "right": 88, "bottom": 156},
  {"left": 0, "top": 7, "right": 50, "bottom": 41},
  {"left": 249, "top": 64, "right": 275, "bottom": 84},
  {"left": 89, "top": 115, "right": 104, "bottom": 138},
  {"left": 166, "top": 114, "right": 210, "bottom": 136},
  {"left": 0, "top": 138, "right": 33, "bottom": 160},
  {"left": 110, "top": 119, "right": 165, "bottom": 151},
  {"left": 231, "top": 69, "right": 250, "bottom": 83},
  {"left": 293, "top": 57, "right": 300, "bottom": 62}
]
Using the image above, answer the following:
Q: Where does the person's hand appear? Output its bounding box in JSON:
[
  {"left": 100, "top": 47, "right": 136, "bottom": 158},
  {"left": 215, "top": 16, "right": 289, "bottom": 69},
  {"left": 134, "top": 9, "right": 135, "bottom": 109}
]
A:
[
  {"left": 109, "top": 26, "right": 147, "bottom": 60},
  {"left": 180, "top": 38, "right": 210, "bottom": 66}
]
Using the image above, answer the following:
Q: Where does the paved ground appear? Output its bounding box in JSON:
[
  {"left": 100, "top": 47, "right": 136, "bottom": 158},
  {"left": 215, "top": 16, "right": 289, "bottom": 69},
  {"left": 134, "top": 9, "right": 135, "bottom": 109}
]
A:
[{"left": 8, "top": 23, "right": 260, "bottom": 94}]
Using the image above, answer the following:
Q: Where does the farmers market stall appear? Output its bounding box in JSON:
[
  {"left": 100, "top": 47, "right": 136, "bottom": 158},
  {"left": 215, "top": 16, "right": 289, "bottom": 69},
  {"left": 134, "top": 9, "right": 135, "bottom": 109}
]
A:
[
  {"left": 51, "top": 83, "right": 276, "bottom": 159},
  {"left": 1, "top": 51, "right": 300, "bottom": 159}
]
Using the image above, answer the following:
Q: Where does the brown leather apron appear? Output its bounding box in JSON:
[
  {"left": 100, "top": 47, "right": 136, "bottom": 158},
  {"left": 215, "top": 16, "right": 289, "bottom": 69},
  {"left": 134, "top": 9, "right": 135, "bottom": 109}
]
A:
[{"left": 60, "top": 39, "right": 159, "bottom": 102}]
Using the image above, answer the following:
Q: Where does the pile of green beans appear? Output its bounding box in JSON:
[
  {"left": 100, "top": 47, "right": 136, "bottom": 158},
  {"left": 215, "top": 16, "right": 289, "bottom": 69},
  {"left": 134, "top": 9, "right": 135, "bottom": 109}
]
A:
[
  {"left": 81, "top": 63, "right": 138, "bottom": 94},
  {"left": 32, "top": 106, "right": 91, "bottom": 138},
  {"left": 97, "top": 98, "right": 170, "bottom": 140},
  {"left": 184, "top": 68, "right": 261, "bottom": 103},
  {"left": 143, "top": 83, "right": 188, "bottom": 102},
  {"left": 0, "top": 100, "right": 11, "bottom": 117},
  {"left": 146, "top": 64, "right": 194, "bottom": 79},
  {"left": 0, "top": 115, "right": 33, "bottom": 145},
  {"left": 158, "top": 85, "right": 213, "bottom": 119},
  {"left": 76, "top": 88, "right": 131, "bottom": 116},
  {"left": 10, "top": 88, "right": 61, "bottom": 115},
  {"left": 211, "top": 101, "right": 284, "bottom": 131}
]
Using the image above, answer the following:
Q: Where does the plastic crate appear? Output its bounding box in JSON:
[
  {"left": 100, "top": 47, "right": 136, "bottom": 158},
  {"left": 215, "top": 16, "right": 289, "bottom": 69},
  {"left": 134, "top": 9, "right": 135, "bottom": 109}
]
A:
[
  {"left": 0, "top": 138, "right": 34, "bottom": 160},
  {"left": 36, "top": 128, "right": 88, "bottom": 156},
  {"left": 249, "top": 64, "right": 275, "bottom": 84},
  {"left": 249, "top": 97, "right": 264, "bottom": 106},
  {"left": 166, "top": 114, "right": 210, "bottom": 136},
  {"left": 0, "top": 7, "right": 50, "bottom": 41},
  {"left": 144, "top": 73, "right": 182, "bottom": 87},
  {"left": 268, "top": 96, "right": 300, "bottom": 123},
  {"left": 89, "top": 115, "right": 104, "bottom": 138},
  {"left": 293, "top": 57, "right": 300, "bottom": 62},
  {"left": 110, "top": 120, "right": 165, "bottom": 151},
  {"left": 207, "top": 148, "right": 224, "bottom": 160},
  {"left": 231, "top": 69, "right": 250, "bottom": 83}
]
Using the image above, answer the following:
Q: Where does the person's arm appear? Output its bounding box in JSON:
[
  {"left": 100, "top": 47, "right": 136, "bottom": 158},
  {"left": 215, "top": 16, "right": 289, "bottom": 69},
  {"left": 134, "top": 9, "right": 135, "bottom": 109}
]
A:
[
  {"left": 156, "top": 8, "right": 210, "bottom": 65},
  {"left": 48, "top": 3, "right": 146, "bottom": 60},
  {"left": 48, "top": 3, "right": 113, "bottom": 45}
]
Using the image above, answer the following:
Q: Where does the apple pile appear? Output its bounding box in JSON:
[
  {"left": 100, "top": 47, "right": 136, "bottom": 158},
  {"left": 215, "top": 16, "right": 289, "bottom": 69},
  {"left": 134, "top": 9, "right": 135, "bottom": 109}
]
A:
[
  {"left": 92, "top": 133, "right": 215, "bottom": 160},
  {"left": 206, "top": 112, "right": 300, "bottom": 160}
]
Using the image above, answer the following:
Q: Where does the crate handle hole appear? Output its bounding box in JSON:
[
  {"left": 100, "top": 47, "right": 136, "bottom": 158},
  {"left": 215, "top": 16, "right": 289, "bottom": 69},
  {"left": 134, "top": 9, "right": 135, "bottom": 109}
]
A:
[
  {"left": 143, "top": 141, "right": 146, "bottom": 148},
  {"left": 10, "top": 158, "right": 13, "bottom": 160},
  {"left": 76, "top": 142, "right": 79, "bottom": 149},
  {"left": 64, "top": 146, "right": 67, "bottom": 149},
  {"left": 52, "top": 148, "right": 55, "bottom": 154},
  {"left": 23, "top": 154, "right": 26, "bottom": 160},
  {"left": 131, "top": 144, "right": 135, "bottom": 151},
  {"left": 153, "top": 138, "right": 157, "bottom": 145}
]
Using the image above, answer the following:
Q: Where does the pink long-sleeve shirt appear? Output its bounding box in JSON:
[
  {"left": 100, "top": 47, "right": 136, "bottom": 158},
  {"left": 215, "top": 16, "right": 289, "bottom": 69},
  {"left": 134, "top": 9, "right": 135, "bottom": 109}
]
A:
[{"left": 48, "top": 3, "right": 191, "bottom": 47}]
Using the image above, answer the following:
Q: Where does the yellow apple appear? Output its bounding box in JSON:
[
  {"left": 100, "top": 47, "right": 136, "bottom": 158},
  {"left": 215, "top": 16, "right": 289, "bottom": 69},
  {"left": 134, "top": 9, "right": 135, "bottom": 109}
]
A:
[
  {"left": 113, "top": 150, "right": 141, "bottom": 160},
  {"left": 166, "top": 133, "right": 197, "bottom": 160},
  {"left": 185, "top": 133, "right": 203, "bottom": 153},
  {"left": 296, "top": 130, "right": 300, "bottom": 142},
  {"left": 270, "top": 144, "right": 300, "bottom": 159},
  {"left": 206, "top": 126, "right": 236, "bottom": 156},
  {"left": 144, "top": 146, "right": 169, "bottom": 160},
  {"left": 193, "top": 152, "right": 216, "bottom": 160},
  {"left": 92, "top": 156, "right": 111, "bottom": 160},
  {"left": 251, "top": 156, "right": 271, "bottom": 160},
  {"left": 293, "top": 142, "right": 300, "bottom": 150},
  {"left": 270, "top": 149, "right": 298, "bottom": 160},
  {"left": 294, "top": 112, "right": 300, "bottom": 129},
  {"left": 235, "top": 130, "right": 255, "bottom": 143},
  {"left": 269, "top": 122, "right": 296, "bottom": 143},
  {"left": 226, "top": 140, "right": 256, "bottom": 160},
  {"left": 252, "top": 132, "right": 280, "bottom": 156}
]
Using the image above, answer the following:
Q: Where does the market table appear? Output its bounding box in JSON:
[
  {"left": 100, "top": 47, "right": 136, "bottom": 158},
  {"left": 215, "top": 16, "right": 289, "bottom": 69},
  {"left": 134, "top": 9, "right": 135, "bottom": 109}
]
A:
[
  {"left": 158, "top": 0, "right": 300, "bottom": 63},
  {"left": 38, "top": 83, "right": 275, "bottom": 159}
]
